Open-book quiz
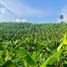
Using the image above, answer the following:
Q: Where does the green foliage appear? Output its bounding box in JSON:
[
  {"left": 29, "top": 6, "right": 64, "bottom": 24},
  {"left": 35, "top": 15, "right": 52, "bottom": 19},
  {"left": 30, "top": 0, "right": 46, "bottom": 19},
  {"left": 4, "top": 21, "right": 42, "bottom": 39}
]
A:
[
  {"left": 2, "top": 60, "right": 16, "bottom": 67},
  {"left": 0, "top": 23, "right": 67, "bottom": 67},
  {"left": 40, "top": 33, "right": 67, "bottom": 67}
]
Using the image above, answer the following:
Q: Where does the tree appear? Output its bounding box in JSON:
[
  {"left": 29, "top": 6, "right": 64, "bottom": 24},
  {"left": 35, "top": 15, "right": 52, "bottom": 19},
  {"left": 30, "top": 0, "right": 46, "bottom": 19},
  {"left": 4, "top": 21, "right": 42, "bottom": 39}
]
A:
[{"left": 59, "top": 15, "right": 64, "bottom": 23}]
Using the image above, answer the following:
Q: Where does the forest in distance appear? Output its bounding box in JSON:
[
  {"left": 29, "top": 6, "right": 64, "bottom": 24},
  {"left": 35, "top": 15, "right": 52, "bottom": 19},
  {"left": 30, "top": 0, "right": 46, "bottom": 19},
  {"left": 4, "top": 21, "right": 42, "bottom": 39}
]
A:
[{"left": 0, "top": 22, "right": 67, "bottom": 67}]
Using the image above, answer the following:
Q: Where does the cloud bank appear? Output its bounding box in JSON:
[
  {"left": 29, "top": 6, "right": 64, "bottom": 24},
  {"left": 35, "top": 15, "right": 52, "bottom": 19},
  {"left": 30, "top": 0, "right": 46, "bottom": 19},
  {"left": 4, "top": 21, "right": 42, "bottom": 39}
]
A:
[{"left": 0, "top": 0, "right": 50, "bottom": 17}]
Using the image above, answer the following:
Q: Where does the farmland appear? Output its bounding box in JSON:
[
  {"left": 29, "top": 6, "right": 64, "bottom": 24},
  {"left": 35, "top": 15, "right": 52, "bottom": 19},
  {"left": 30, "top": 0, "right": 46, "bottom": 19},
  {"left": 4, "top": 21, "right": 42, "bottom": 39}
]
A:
[{"left": 0, "top": 22, "right": 67, "bottom": 67}]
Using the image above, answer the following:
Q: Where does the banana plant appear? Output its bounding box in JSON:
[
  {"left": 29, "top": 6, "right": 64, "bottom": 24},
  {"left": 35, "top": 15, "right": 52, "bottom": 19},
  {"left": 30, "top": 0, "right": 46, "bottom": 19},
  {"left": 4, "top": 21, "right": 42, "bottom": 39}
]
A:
[
  {"left": 0, "top": 40, "right": 36, "bottom": 67},
  {"left": 40, "top": 33, "right": 67, "bottom": 67}
]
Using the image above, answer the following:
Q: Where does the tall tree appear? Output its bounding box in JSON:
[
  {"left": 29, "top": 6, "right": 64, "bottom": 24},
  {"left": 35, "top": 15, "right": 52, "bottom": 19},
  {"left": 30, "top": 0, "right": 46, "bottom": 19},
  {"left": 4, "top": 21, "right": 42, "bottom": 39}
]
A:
[{"left": 59, "top": 15, "right": 64, "bottom": 23}]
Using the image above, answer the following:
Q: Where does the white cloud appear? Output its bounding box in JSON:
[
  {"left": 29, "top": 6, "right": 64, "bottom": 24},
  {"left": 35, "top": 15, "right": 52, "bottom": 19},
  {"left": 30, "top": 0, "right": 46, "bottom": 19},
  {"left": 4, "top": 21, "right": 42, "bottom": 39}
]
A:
[{"left": 0, "top": 0, "right": 50, "bottom": 17}]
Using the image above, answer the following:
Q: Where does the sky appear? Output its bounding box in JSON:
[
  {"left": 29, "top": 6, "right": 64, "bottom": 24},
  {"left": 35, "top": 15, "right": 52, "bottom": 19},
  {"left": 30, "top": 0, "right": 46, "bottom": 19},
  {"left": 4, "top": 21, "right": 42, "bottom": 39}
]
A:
[{"left": 0, "top": 0, "right": 67, "bottom": 23}]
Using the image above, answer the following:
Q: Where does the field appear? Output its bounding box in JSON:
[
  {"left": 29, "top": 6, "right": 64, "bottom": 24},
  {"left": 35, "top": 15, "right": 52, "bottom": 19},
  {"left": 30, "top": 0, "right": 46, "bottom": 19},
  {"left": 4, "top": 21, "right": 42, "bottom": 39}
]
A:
[{"left": 0, "top": 22, "right": 67, "bottom": 67}]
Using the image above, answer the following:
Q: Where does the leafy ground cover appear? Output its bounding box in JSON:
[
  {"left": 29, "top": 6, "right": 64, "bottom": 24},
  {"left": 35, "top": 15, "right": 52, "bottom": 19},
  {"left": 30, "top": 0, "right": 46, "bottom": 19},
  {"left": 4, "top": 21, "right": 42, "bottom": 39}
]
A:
[{"left": 0, "top": 23, "right": 67, "bottom": 67}]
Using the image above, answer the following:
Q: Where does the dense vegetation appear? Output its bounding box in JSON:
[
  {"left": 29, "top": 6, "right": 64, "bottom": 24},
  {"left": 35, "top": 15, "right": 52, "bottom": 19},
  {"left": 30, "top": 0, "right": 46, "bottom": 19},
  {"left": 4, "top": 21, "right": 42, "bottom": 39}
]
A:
[{"left": 0, "top": 22, "right": 67, "bottom": 67}]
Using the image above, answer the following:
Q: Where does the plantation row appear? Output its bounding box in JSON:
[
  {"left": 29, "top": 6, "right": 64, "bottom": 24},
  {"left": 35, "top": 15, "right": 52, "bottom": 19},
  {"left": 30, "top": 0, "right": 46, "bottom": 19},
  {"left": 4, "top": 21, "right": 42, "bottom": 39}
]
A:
[{"left": 0, "top": 23, "right": 67, "bottom": 67}]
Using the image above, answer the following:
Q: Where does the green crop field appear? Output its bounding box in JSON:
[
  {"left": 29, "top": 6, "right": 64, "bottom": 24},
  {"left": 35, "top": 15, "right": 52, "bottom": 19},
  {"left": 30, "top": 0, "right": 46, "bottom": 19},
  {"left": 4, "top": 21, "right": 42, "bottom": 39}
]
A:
[{"left": 0, "top": 22, "right": 67, "bottom": 67}]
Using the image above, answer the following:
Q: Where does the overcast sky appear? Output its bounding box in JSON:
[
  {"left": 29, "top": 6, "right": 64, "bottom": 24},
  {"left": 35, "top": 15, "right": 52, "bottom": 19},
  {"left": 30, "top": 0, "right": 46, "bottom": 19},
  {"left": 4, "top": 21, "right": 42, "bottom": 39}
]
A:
[{"left": 0, "top": 0, "right": 67, "bottom": 23}]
